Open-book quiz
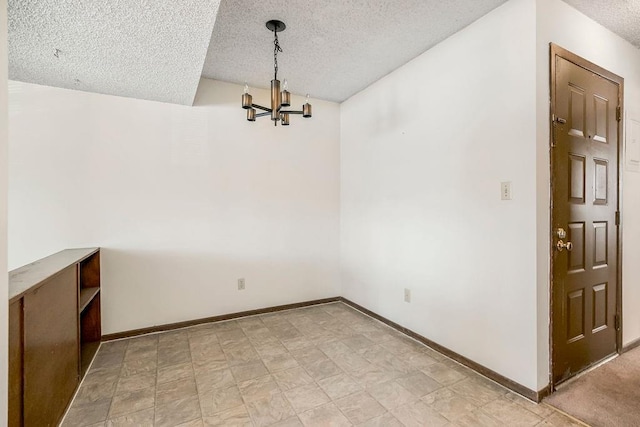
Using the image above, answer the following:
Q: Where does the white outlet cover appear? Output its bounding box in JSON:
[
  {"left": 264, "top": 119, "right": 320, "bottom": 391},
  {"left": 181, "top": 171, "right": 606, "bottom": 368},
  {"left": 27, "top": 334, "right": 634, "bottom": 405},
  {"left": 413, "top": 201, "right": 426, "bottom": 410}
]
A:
[{"left": 501, "top": 181, "right": 512, "bottom": 200}]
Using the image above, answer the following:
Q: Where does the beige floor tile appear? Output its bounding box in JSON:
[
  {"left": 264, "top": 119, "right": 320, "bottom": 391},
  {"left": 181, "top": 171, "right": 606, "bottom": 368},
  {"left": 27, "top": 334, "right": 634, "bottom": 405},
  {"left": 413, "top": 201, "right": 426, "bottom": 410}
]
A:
[
  {"left": 396, "top": 371, "right": 442, "bottom": 397},
  {"left": 281, "top": 336, "right": 315, "bottom": 352},
  {"left": 358, "top": 412, "right": 404, "bottom": 427},
  {"left": 269, "top": 416, "right": 304, "bottom": 426},
  {"left": 109, "top": 386, "right": 156, "bottom": 418},
  {"left": 74, "top": 378, "right": 118, "bottom": 405},
  {"left": 368, "top": 380, "right": 418, "bottom": 411},
  {"left": 156, "top": 377, "right": 198, "bottom": 406},
  {"left": 246, "top": 393, "right": 296, "bottom": 427},
  {"left": 195, "top": 367, "right": 236, "bottom": 392},
  {"left": 304, "top": 358, "right": 343, "bottom": 381},
  {"left": 83, "top": 365, "right": 122, "bottom": 387},
  {"left": 335, "top": 391, "right": 386, "bottom": 424},
  {"left": 121, "top": 357, "right": 157, "bottom": 378},
  {"left": 316, "top": 373, "right": 363, "bottom": 400},
  {"left": 422, "top": 387, "right": 478, "bottom": 421},
  {"left": 451, "top": 408, "right": 503, "bottom": 427},
  {"left": 298, "top": 402, "right": 352, "bottom": 427},
  {"left": 177, "top": 418, "right": 204, "bottom": 426},
  {"left": 106, "top": 407, "right": 155, "bottom": 426},
  {"left": 192, "top": 352, "right": 228, "bottom": 372},
  {"left": 422, "top": 362, "right": 468, "bottom": 386},
  {"left": 116, "top": 371, "right": 156, "bottom": 395},
  {"left": 263, "top": 353, "right": 300, "bottom": 372},
  {"left": 155, "top": 394, "right": 202, "bottom": 427},
  {"left": 481, "top": 398, "right": 543, "bottom": 426},
  {"left": 290, "top": 347, "right": 328, "bottom": 366},
  {"left": 238, "top": 375, "right": 281, "bottom": 402},
  {"left": 158, "top": 347, "right": 191, "bottom": 367},
  {"left": 397, "top": 350, "right": 439, "bottom": 370},
  {"left": 341, "top": 335, "right": 375, "bottom": 352},
  {"left": 390, "top": 400, "right": 450, "bottom": 427},
  {"left": 158, "top": 361, "right": 193, "bottom": 384},
  {"left": 231, "top": 360, "right": 270, "bottom": 382},
  {"left": 62, "top": 398, "right": 112, "bottom": 426},
  {"left": 449, "top": 379, "right": 504, "bottom": 407},
  {"left": 318, "top": 340, "right": 352, "bottom": 358},
  {"left": 283, "top": 383, "right": 331, "bottom": 413},
  {"left": 199, "top": 385, "right": 244, "bottom": 417},
  {"left": 217, "top": 330, "right": 248, "bottom": 347},
  {"left": 224, "top": 347, "right": 261, "bottom": 367},
  {"left": 202, "top": 404, "right": 252, "bottom": 426},
  {"left": 124, "top": 345, "right": 157, "bottom": 362},
  {"left": 273, "top": 366, "right": 315, "bottom": 391},
  {"left": 331, "top": 352, "right": 372, "bottom": 374},
  {"left": 253, "top": 341, "right": 289, "bottom": 358},
  {"left": 71, "top": 303, "right": 557, "bottom": 427},
  {"left": 504, "top": 392, "right": 556, "bottom": 418},
  {"left": 351, "top": 364, "right": 403, "bottom": 388}
]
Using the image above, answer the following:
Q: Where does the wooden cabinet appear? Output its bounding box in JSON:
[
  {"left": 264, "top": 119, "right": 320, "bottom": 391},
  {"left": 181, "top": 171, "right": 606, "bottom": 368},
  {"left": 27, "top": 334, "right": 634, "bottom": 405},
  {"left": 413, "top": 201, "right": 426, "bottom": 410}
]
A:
[{"left": 9, "top": 248, "right": 101, "bottom": 427}]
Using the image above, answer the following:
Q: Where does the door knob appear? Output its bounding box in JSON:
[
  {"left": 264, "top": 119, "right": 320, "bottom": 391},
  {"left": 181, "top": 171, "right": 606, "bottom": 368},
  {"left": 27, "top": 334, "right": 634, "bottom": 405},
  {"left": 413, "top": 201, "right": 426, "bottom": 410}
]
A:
[{"left": 556, "top": 240, "right": 573, "bottom": 252}]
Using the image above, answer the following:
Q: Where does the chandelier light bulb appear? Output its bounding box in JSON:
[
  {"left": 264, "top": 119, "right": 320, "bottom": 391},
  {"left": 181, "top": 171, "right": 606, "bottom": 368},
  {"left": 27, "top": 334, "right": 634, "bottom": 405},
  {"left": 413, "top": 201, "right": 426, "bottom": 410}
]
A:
[
  {"left": 283, "top": 79, "right": 288, "bottom": 91},
  {"left": 305, "top": 94, "right": 310, "bottom": 104},
  {"left": 244, "top": 83, "right": 249, "bottom": 94}
]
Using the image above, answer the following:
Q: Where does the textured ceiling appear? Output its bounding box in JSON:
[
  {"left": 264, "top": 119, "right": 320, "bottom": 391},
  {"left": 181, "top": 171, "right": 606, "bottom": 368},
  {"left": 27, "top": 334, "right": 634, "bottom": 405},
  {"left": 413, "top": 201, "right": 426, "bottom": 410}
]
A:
[
  {"left": 202, "top": 0, "right": 510, "bottom": 103},
  {"left": 8, "top": 0, "right": 221, "bottom": 105},
  {"left": 7, "top": 1, "right": 640, "bottom": 106},
  {"left": 563, "top": 0, "right": 640, "bottom": 49}
]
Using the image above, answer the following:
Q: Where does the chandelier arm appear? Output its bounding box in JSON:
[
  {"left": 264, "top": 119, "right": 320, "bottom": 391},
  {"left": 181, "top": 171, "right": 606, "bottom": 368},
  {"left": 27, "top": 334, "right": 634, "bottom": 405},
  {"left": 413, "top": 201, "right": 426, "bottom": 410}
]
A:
[
  {"left": 255, "top": 112, "right": 271, "bottom": 118},
  {"left": 251, "top": 103, "right": 272, "bottom": 112},
  {"left": 279, "top": 110, "right": 303, "bottom": 114}
]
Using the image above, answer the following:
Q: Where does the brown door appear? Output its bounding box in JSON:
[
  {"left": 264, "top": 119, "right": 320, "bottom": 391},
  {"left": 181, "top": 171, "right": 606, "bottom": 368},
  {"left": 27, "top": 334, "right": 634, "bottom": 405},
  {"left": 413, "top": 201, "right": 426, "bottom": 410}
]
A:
[{"left": 551, "top": 45, "right": 622, "bottom": 385}]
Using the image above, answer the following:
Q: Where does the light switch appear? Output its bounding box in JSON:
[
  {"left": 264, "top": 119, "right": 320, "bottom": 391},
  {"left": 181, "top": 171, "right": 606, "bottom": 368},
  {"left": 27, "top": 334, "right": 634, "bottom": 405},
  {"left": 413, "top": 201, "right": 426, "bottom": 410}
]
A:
[{"left": 501, "top": 181, "right": 512, "bottom": 200}]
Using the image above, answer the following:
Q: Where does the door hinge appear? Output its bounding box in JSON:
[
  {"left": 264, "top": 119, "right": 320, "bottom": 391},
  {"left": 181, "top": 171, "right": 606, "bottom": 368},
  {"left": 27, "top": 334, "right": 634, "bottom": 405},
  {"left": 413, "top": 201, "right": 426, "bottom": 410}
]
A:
[
  {"left": 615, "top": 211, "right": 620, "bottom": 226},
  {"left": 615, "top": 314, "right": 621, "bottom": 331},
  {"left": 616, "top": 106, "right": 622, "bottom": 122}
]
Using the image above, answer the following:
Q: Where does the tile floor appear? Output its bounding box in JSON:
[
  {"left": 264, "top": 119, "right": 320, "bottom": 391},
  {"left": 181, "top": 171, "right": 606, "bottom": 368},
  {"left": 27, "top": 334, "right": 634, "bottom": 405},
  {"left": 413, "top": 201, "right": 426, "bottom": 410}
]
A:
[{"left": 61, "top": 302, "right": 586, "bottom": 426}]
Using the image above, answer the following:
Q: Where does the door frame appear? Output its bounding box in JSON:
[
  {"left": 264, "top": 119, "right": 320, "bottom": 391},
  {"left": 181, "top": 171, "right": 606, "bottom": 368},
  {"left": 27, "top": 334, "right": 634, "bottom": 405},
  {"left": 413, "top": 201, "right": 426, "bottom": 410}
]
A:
[{"left": 548, "top": 43, "right": 624, "bottom": 389}]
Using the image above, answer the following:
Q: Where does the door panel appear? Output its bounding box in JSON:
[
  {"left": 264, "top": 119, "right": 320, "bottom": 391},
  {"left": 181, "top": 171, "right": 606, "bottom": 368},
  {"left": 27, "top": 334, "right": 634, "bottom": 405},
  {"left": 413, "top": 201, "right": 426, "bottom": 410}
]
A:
[{"left": 552, "top": 50, "right": 621, "bottom": 385}]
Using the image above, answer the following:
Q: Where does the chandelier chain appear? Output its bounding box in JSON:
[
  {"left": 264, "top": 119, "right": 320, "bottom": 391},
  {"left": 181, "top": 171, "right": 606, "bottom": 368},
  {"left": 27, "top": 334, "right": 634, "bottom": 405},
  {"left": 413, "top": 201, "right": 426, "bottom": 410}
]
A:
[{"left": 273, "top": 29, "right": 283, "bottom": 80}]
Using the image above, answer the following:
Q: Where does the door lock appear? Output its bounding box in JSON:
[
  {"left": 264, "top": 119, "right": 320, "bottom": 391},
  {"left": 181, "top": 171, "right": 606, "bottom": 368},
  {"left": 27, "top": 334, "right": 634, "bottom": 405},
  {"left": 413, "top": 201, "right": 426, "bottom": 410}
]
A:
[
  {"left": 556, "top": 228, "right": 567, "bottom": 239},
  {"left": 556, "top": 240, "right": 573, "bottom": 252}
]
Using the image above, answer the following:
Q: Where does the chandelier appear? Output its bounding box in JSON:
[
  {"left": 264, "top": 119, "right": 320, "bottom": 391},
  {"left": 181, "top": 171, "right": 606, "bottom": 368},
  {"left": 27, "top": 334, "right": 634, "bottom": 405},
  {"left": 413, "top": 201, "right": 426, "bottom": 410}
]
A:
[{"left": 242, "top": 20, "right": 312, "bottom": 126}]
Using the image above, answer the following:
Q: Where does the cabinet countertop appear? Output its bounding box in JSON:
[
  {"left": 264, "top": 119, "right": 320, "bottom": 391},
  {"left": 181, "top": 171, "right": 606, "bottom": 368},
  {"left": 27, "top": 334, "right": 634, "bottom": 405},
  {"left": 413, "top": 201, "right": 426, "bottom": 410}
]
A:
[{"left": 9, "top": 248, "right": 99, "bottom": 303}]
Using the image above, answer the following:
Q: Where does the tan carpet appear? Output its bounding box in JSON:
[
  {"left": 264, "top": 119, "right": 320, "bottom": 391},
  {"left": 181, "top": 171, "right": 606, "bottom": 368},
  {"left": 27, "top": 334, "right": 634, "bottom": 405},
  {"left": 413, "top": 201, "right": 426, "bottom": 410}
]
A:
[{"left": 545, "top": 346, "right": 640, "bottom": 427}]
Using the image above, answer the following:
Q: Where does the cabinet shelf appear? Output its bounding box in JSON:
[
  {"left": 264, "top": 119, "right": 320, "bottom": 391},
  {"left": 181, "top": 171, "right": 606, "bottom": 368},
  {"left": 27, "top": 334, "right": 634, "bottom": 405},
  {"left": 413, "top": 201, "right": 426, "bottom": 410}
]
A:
[{"left": 79, "top": 287, "right": 100, "bottom": 313}]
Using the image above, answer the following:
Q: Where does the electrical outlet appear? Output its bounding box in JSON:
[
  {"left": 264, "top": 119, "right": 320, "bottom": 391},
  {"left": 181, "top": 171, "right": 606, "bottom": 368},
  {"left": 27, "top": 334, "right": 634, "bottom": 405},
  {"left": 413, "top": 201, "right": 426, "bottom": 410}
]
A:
[
  {"left": 501, "top": 181, "right": 512, "bottom": 200},
  {"left": 238, "top": 278, "right": 245, "bottom": 290},
  {"left": 404, "top": 288, "right": 411, "bottom": 303}
]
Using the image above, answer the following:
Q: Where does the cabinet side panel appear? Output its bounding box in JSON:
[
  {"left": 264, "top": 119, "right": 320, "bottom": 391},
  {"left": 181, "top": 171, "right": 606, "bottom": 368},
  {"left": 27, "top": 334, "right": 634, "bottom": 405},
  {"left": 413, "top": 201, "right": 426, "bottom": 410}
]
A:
[
  {"left": 23, "top": 266, "right": 79, "bottom": 426},
  {"left": 9, "top": 300, "right": 22, "bottom": 427}
]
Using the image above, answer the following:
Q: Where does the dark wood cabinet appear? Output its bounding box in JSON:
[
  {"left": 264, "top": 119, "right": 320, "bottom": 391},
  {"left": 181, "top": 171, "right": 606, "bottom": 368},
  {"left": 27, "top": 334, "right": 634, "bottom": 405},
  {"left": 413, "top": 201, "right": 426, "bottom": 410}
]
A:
[{"left": 8, "top": 248, "right": 101, "bottom": 427}]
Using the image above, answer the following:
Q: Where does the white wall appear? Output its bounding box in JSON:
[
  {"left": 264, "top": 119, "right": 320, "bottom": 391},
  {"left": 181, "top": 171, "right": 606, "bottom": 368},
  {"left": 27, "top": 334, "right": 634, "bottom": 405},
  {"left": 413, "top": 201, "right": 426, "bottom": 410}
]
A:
[
  {"left": 0, "top": 0, "right": 8, "bottom": 422},
  {"left": 536, "top": 0, "right": 640, "bottom": 388},
  {"left": 8, "top": 79, "right": 341, "bottom": 334},
  {"left": 341, "top": 0, "right": 540, "bottom": 391}
]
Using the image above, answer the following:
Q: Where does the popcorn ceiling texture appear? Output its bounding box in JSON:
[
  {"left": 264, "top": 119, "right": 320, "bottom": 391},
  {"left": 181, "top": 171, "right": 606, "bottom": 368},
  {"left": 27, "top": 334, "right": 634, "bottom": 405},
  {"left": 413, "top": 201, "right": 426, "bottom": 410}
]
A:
[
  {"left": 563, "top": 0, "right": 640, "bottom": 49},
  {"left": 201, "top": 0, "right": 509, "bottom": 103},
  {"left": 8, "top": 0, "right": 221, "bottom": 105},
  {"left": 7, "top": 0, "right": 640, "bottom": 106}
]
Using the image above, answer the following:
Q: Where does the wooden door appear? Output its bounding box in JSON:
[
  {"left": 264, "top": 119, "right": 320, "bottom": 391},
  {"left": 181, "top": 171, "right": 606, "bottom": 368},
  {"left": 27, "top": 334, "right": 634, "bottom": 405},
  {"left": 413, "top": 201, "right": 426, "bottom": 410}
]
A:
[{"left": 551, "top": 45, "right": 622, "bottom": 385}]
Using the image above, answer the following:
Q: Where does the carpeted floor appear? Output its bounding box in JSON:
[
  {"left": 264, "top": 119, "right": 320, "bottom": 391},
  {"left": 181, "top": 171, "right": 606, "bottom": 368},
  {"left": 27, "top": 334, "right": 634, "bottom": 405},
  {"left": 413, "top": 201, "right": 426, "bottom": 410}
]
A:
[{"left": 545, "top": 346, "right": 640, "bottom": 427}]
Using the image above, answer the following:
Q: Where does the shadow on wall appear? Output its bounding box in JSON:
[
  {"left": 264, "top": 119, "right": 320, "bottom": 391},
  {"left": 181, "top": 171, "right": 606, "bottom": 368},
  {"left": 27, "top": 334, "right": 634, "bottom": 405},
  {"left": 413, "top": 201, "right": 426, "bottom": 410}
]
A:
[{"left": 99, "top": 247, "right": 338, "bottom": 334}]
